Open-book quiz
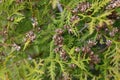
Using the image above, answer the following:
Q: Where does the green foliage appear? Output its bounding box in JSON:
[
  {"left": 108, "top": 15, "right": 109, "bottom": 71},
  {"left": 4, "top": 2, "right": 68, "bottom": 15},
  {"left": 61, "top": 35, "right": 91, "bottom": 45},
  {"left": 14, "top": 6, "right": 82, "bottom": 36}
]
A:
[{"left": 0, "top": 0, "right": 120, "bottom": 80}]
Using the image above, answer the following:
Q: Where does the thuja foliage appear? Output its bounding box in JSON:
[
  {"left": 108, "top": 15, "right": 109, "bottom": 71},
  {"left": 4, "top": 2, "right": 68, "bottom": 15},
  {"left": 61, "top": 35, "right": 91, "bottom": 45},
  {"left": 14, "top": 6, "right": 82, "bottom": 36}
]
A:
[{"left": 0, "top": 0, "right": 120, "bottom": 80}]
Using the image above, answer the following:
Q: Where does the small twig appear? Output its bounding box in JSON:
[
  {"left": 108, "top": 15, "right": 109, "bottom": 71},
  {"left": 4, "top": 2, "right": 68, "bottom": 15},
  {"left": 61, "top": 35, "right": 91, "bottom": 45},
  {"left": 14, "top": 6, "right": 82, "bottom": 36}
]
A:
[
  {"left": 57, "top": 0, "right": 63, "bottom": 12},
  {"left": 79, "top": 23, "right": 88, "bottom": 33}
]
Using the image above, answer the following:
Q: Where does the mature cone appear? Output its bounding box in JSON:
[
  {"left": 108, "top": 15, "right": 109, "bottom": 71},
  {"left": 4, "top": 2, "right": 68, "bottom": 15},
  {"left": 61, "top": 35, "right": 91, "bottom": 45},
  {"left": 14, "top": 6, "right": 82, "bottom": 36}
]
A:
[
  {"left": 107, "top": 11, "right": 120, "bottom": 19},
  {"left": 106, "top": 40, "right": 112, "bottom": 46},
  {"left": 70, "top": 15, "right": 79, "bottom": 23},
  {"left": 82, "top": 46, "right": 91, "bottom": 54},
  {"left": 106, "top": 0, "right": 120, "bottom": 9},
  {"left": 90, "top": 54, "right": 100, "bottom": 64},
  {"left": 75, "top": 47, "right": 80, "bottom": 53},
  {"left": 53, "top": 34, "right": 64, "bottom": 47},
  {"left": 55, "top": 28, "right": 64, "bottom": 35},
  {"left": 54, "top": 47, "right": 60, "bottom": 53},
  {"left": 60, "top": 49, "right": 67, "bottom": 60},
  {"left": 77, "top": 2, "right": 91, "bottom": 12},
  {"left": 64, "top": 25, "right": 73, "bottom": 34},
  {"left": 25, "top": 31, "right": 36, "bottom": 42},
  {"left": 12, "top": 43, "right": 21, "bottom": 51},
  {"left": 109, "top": 27, "right": 118, "bottom": 37},
  {"left": 72, "top": 1, "right": 91, "bottom": 14},
  {"left": 87, "top": 40, "right": 96, "bottom": 47}
]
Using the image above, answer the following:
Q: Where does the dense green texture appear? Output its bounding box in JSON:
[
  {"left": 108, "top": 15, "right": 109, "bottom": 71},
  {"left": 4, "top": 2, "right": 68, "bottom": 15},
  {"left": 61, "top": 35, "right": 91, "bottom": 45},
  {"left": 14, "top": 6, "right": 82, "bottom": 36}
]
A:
[{"left": 0, "top": 0, "right": 120, "bottom": 80}]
